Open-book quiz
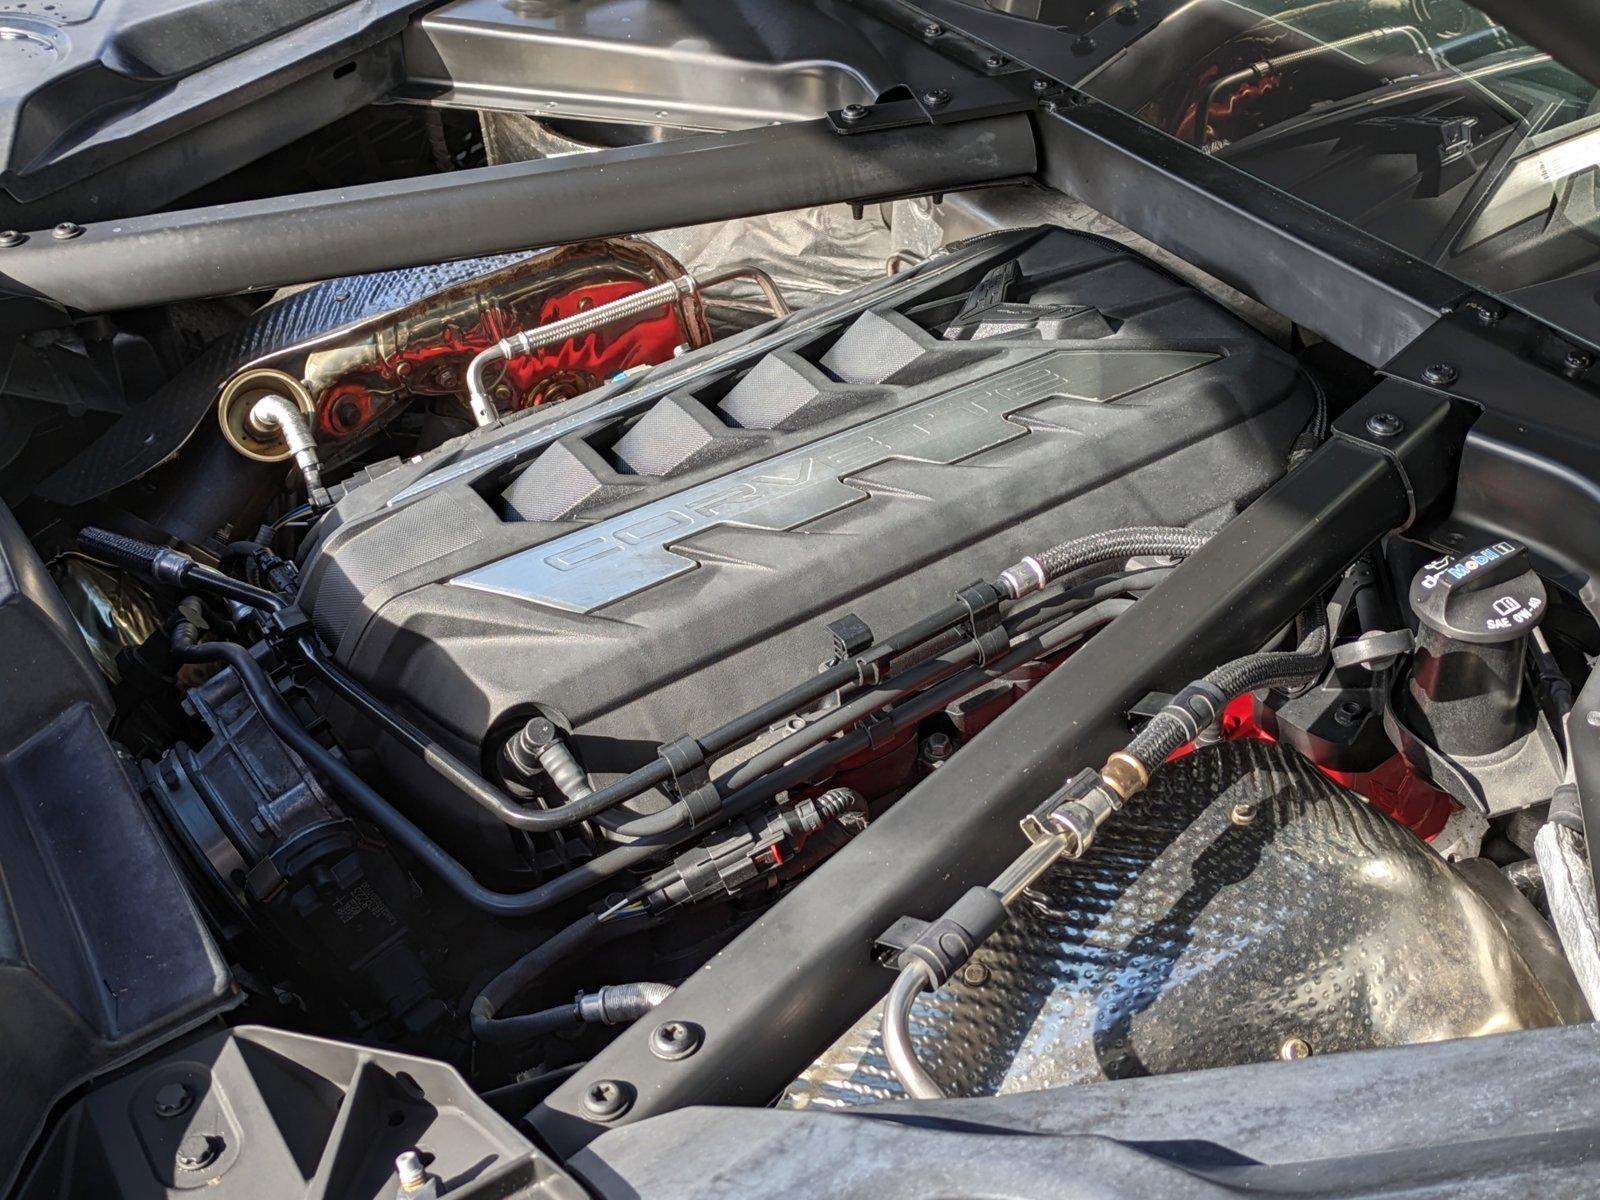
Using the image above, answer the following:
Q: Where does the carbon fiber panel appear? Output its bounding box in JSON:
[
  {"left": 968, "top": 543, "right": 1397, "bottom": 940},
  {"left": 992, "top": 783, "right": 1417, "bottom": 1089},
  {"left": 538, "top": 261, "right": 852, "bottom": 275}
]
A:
[{"left": 783, "top": 742, "right": 1563, "bottom": 1109}]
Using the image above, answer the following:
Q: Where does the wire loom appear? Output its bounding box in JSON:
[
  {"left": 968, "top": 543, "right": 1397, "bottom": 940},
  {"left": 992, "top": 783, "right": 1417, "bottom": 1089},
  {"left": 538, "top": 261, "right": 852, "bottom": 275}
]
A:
[{"left": 784, "top": 741, "right": 1565, "bottom": 1108}]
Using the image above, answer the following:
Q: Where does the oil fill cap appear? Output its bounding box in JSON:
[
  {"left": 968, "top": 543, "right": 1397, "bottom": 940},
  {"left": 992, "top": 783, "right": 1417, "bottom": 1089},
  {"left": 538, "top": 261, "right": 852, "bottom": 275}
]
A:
[{"left": 1410, "top": 541, "right": 1545, "bottom": 644}]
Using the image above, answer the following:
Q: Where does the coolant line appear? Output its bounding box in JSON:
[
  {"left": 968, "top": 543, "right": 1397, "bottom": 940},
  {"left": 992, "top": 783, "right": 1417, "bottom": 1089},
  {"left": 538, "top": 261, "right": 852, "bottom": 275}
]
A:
[
  {"left": 246, "top": 393, "right": 326, "bottom": 501},
  {"left": 882, "top": 960, "right": 943, "bottom": 1100},
  {"left": 465, "top": 276, "right": 697, "bottom": 425}
]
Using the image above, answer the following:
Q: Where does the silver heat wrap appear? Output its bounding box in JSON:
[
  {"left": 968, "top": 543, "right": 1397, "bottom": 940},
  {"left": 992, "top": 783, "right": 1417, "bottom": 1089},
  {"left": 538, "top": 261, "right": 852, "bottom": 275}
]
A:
[{"left": 785, "top": 741, "right": 1567, "bottom": 1109}]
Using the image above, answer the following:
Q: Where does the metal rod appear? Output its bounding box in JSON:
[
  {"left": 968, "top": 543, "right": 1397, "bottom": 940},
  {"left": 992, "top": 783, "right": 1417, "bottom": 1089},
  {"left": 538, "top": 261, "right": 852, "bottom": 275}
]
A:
[{"left": 0, "top": 116, "right": 1037, "bottom": 312}]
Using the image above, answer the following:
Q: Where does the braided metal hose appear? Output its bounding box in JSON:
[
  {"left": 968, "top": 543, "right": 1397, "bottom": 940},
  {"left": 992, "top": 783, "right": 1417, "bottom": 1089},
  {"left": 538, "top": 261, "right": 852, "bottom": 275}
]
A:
[{"left": 997, "top": 527, "right": 1213, "bottom": 599}]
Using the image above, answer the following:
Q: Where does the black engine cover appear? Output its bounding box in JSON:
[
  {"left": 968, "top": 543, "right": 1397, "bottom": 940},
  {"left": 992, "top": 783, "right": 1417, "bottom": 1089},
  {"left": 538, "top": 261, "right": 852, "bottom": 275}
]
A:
[{"left": 295, "top": 228, "right": 1314, "bottom": 845}]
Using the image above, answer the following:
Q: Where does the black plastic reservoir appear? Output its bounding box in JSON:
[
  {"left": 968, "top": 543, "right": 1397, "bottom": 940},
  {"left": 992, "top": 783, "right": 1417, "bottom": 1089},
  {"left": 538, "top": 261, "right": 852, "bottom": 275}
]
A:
[{"left": 1404, "top": 541, "right": 1545, "bottom": 758}]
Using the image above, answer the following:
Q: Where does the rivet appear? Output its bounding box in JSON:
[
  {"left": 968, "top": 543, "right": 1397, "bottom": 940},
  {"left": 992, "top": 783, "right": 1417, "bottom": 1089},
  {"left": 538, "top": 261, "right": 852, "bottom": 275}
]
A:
[{"left": 1230, "top": 802, "right": 1257, "bottom": 826}]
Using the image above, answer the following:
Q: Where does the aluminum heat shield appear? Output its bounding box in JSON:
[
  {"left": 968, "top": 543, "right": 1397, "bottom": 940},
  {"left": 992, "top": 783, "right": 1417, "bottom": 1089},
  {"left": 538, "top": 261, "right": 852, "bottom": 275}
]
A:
[
  {"left": 785, "top": 741, "right": 1565, "bottom": 1108},
  {"left": 37, "top": 238, "right": 700, "bottom": 504}
]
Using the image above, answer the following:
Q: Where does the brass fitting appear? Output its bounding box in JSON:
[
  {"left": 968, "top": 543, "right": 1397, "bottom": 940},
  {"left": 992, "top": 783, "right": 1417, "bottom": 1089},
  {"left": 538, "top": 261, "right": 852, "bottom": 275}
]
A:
[{"left": 1100, "top": 751, "right": 1149, "bottom": 802}]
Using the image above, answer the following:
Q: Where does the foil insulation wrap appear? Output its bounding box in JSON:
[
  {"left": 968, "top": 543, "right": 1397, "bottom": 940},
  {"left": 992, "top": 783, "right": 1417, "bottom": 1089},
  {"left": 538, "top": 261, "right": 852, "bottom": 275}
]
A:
[{"left": 785, "top": 741, "right": 1563, "bottom": 1109}]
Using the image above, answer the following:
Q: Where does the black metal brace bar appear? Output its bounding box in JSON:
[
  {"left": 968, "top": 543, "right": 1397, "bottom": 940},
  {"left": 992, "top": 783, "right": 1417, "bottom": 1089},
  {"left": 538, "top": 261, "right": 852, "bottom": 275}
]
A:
[
  {"left": 531, "top": 385, "right": 1474, "bottom": 1154},
  {"left": 0, "top": 114, "right": 1037, "bottom": 313}
]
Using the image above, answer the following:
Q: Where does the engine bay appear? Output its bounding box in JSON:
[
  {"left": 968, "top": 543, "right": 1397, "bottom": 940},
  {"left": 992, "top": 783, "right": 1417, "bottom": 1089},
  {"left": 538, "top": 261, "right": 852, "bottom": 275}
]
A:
[{"left": 6, "top": 2, "right": 1600, "bottom": 1197}]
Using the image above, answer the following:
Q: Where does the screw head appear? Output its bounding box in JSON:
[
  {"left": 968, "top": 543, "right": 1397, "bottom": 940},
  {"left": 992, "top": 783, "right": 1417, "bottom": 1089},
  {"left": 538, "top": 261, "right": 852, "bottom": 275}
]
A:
[
  {"left": 1116, "top": 3, "right": 1142, "bottom": 24},
  {"left": 984, "top": 54, "right": 1006, "bottom": 69},
  {"left": 1279, "top": 1036, "right": 1312, "bottom": 1061},
  {"left": 153, "top": 1082, "right": 193, "bottom": 1119},
  {"left": 649, "top": 1020, "right": 704, "bottom": 1061},
  {"left": 921, "top": 89, "right": 951, "bottom": 107},
  {"left": 1031, "top": 78, "right": 1051, "bottom": 92},
  {"left": 1072, "top": 34, "right": 1097, "bottom": 54},
  {"left": 1421, "top": 363, "right": 1457, "bottom": 387},
  {"left": 1230, "top": 802, "right": 1257, "bottom": 826},
  {"left": 175, "top": 1134, "right": 223, "bottom": 1172},
  {"left": 960, "top": 961, "right": 990, "bottom": 986},
  {"left": 1587, "top": 711, "right": 1600, "bottom": 728},
  {"left": 1565, "top": 349, "right": 1593, "bottom": 371},
  {"left": 1365, "top": 411, "right": 1404, "bottom": 438},
  {"left": 1469, "top": 300, "right": 1503, "bottom": 325},
  {"left": 920, "top": 21, "right": 943, "bottom": 36},
  {"left": 51, "top": 221, "right": 84, "bottom": 240},
  {"left": 0, "top": 230, "right": 23, "bottom": 247},
  {"left": 582, "top": 1079, "right": 634, "bottom": 1119},
  {"left": 840, "top": 103, "right": 870, "bottom": 123}
]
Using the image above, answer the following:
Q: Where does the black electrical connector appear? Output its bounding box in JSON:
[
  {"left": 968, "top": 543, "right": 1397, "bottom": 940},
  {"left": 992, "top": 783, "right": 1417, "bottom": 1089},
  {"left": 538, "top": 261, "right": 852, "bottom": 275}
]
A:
[{"left": 640, "top": 789, "right": 867, "bottom": 912}]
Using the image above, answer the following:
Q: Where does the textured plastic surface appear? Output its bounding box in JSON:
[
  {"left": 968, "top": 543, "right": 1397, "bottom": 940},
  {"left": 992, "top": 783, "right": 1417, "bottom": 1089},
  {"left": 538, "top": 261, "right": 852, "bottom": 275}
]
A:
[
  {"left": 1409, "top": 541, "right": 1546, "bottom": 644},
  {"left": 783, "top": 741, "right": 1562, "bottom": 1109},
  {"left": 294, "top": 230, "right": 1314, "bottom": 846},
  {"left": 573, "top": 1021, "right": 1600, "bottom": 1199},
  {"left": 0, "top": 503, "right": 232, "bottom": 1195},
  {"left": 20, "top": 1025, "right": 584, "bottom": 1199},
  {"left": 0, "top": 501, "right": 110, "bottom": 751}
]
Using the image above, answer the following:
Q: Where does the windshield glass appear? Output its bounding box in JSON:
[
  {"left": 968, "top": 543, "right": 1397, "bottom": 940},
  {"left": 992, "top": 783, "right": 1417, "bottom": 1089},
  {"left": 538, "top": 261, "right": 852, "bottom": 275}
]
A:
[{"left": 1078, "top": 1, "right": 1600, "bottom": 341}]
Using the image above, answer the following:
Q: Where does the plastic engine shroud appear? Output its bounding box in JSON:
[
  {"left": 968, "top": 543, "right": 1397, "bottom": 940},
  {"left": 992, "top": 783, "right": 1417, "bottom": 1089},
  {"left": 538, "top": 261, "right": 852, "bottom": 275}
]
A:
[{"left": 293, "top": 228, "right": 1316, "bottom": 854}]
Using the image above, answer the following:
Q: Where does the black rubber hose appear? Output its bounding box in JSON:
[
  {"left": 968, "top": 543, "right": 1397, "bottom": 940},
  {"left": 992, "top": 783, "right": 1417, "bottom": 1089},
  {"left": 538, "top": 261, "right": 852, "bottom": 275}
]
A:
[
  {"left": 79, "top": 526, "right": 285, "bottom": 612},
  {"left": 601, "top": 597, "right": 1140, "bottom": 842},
  {"left": 1125, "top": 617, "right": 1331, "bottom": 770},
  {"left": 102, "top": 524, "right": 1174, "bottom": 832},
  {"left": 471, "top": 911, "right": 608, "bottom": 1043},
  {"left": 296, "top": 635, "right": 637, "bottom": 834},
  {"left": 172, "top": 627, "right": 656, "bottom": 917},
  {"left": 173, "top": 620, "right": 901, "bottom": 915},
  {"left": 475, "top": 1002, "right": 583, "bottom": 1043}
]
